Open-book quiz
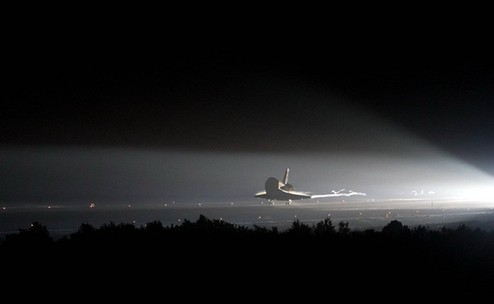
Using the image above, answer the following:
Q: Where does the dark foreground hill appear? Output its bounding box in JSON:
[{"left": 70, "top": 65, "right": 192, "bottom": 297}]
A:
[{"left": 1, "top": 215, "right": 493, "bottom": 296}]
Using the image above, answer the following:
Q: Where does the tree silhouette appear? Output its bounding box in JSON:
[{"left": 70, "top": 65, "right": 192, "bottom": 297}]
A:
[
  {"left": 313, "top": 217, "right": 336, "bottom": 236},
  {"left": 382, "top": 219, "right": 410, "bottom": 237},
  {"left": 286, "top": 219, "right": 312, "bottom": 237},
  {"left": 143, "top": 220, "right": 165, "bottom": 233},
  {"left": 337, "top": 221, "right": 350, "bottom": 235},
  {"left": 0, "top": 215, "right": 493, "bottom": 290},
  {"left": 2, "top": 221, "right": 52, "bottom": 248}
]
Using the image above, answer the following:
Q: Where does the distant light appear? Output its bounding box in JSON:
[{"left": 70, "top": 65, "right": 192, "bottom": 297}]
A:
[
  {"left": 47, "top": 206, "right": 51, "bottom": 209},
  {"left": 89, "top": 202, "right": 96, "bottom": 208},
  {"left": 258, "top": 216, "right": 261, "bottom": 219},
  {"left": 128, "top": 204, "right": 132, "bottom": 208},
  {"left": 178, "top": 218, "right": 181, "bottom": 222},
  {"left": 164, "top": 204, "right": 168, "bottom": 207},
  {"left": 455, "top": 183, "right": 494, "bottom": 203},
  {"left": 198, "top": 203, "right": 202, "bottom": 206},
  {"left": 2, "top": 207, "right": 5, "bottom": 210}
]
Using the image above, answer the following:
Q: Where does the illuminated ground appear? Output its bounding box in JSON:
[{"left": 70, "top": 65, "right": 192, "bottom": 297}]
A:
[{"left": 2, "top": 198, "right": 494, "bottom": 239}]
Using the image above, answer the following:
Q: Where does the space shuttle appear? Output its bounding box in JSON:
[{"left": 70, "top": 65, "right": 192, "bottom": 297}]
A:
[
  {"left": 254, "top": 168, "right": 366, "bottom": 204},
  {"left": 254, "top": 168, "right": 311, "bottom": 204}
]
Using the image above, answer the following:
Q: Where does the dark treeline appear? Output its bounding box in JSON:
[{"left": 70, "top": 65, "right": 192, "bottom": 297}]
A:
[{"left": 2, "top": 215, "right": 494, "bottom": 293}]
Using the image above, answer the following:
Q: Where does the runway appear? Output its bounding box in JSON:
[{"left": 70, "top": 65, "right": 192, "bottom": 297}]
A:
[{"left": 2, "top": 197, "right": 494, "bottom": 239}]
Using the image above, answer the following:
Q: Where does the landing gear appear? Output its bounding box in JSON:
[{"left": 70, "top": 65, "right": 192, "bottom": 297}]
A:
[{"left": 286, "top": 199, "right": 292, "bottom": 205}]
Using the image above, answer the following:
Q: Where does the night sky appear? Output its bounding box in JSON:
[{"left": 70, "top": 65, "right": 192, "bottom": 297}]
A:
[
  {"left": 2, "top": 20, "right": 494, "bottom": 205},
  {"left": 4, "top": 34, "right": 493, "bottom": 158}
]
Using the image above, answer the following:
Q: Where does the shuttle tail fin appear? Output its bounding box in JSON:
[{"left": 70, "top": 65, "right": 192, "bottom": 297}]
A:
[{"left": 283, "top": 168, "right": 289, "bottom": 185}]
